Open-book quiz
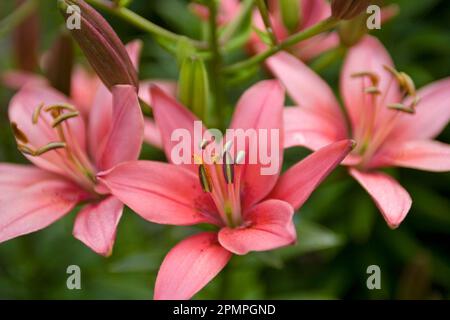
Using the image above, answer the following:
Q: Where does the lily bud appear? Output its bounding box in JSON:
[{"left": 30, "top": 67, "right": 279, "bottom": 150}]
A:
[
  {"left": 280, "top": 0, "right": 301, "bottom": 33},
  {"left": 338, "top": 12, "right": 367, "bottom": 47},
  {"left": 43, "top": 31, "right": 74, "bottom": 95},
  {"left": 178, "top": 56, "right": 210, "bottom": 121},
  {"left": 331, "top": 0, "right": 369, "bottom": 20},
  {"left": 13, "top": 0, "right": 40, "bottom": 72},
  {"left": 58, "top": 0, "right": 138, "bottom": 90}
]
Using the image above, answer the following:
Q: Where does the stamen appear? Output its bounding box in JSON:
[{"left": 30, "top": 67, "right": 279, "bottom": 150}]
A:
[
  {"left": 383, "top": 65, "right": 416, "bottom": 97},
  {"left": 351, "top": 71, "right": 379, "bottom": 86},
  {"left": 222, "top": 151, "right": 234, "bottom": 184},
  {"left": 199, "top": 164, "right": 212, "bottom": 192},
  {"left": 32, "top": 103, "right": 45, "bottom": 124},
  {"left": 11, "top": 122, "right": 28, "bottom": 143},
  {"left": 364, "top": 86, "right": 381, "bottom": 95},
  {"left": 44, "top": 103, "right": 78, "bottom": 113},
  {"left": 223, "top": 140, "right": 233, "bottom": 154},
  {"left": 235, "top": 150, "right": 245, "bottom": 164},
  {"left": 387, "top": 103, "right": 415, "bottom": 114},
  {"left": 17, "top": 144, "right": 35, "bottom": 155},
  {"left": 200, "top": 136, "right": 216, "bottom": 150},
  {"left": 51, "top": 111, "right": 80, "bottom": 127},
  {"left": 17, "top": 141, "right": 66, "bottom": 156}
]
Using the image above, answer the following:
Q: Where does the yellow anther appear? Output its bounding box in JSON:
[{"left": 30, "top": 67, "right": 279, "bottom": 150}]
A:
[
  {"left": 44, "top": 103, "right": 78, "bottom": 113},
  {"left": 11, "top": 122, "right": 28, "bottom": 144},
  {"left": 32, "top": 103, "right": 45, "bottom": 124},
  {"left": 199, "top": 164, "right": 212, "bottom": 193},
  {"left": 387, "top": 103, "right": 415, "bottom": 114},
  {"left": 351, "top": 71, "right": 380, "bottom": 86},
  {"left": 34, "top": 142, "right": 67, "bottom": 155},
  {"left": 364, "top": 86, "right": 381, "bottom": 95},
  {"left": 383, "top": 65, "right": 416, "bottom": 97},
  {"left": 51, "top": 111, "right": 80, "bottom": 127}
]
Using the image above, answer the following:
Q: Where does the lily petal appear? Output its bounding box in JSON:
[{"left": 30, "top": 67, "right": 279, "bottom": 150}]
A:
[
  {"left": 0, "top": 179, "right": 87, "bottom": 243},
  {"left": 266, "top": 51, "right": 347, "bottom": 144},
  {"left": 154, "top": 232, "right": 232, "bottom": 300},
  {"left": 341, "top": 36, "right": 401, "bottom": 134},
  {"left": 70, "top": 66, "right": 100, "bottom": 118},
  {"left": 73, "top": 196, "right": 123, "bottom": 256},
  {"left": 218, "top": 199, "right": 295, "bottom": 255},
  {"left": 349, "top": 168, "right": 411, "bottom": 228},
  {"left": 144, "top": 118, "right": 163, "bottom": 149},
  {"left": 125, "top": 40, "right": 143, "bottom": 70},
  {"left": 97, "top": 161, "right": 218, "bottom": 225},
  {"left": 95, "top": 85, "right": 144, "bottom": 170},
  {"left": 229, "top": 80, "right": 285, "bottom": 209},
  {"left": 270, "top": 140, "right": 354, "bottom": 210},
  {"left": 284, "top": 106, "right": 349, "bottom": 150},
  {"left": 138, "top": 80, "right": 177, "bottom": 106},
  {"left": 379, "top": 140, "right": 450, "bottom": 172}
]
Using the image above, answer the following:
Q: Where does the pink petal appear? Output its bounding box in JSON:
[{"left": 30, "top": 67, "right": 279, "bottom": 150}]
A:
[
  {"left": 0, "top": 179, "right": 87, "bottom": 243},
  {"left": 8, "top": 84, "right": 89, "bottom": 179},
  {"left": 379, "top": 140, "right": 450, "bottom": 172},
  {"left": 218, "top": 199, "right": 295, "bottom": 255},
  {"left": 0, "top": 164, "right": 57, "bottom": 198},
  {"left": 70, "top": 66, "right": 100, "bottom": 118},
  {"left": 349, "top": 168, "right": 411, "bottom": 228},
  {"left": 150, "top": 85, "right": 205, "bottom": 172},
  {"left": 266, "top": 52, "right": 347, "bottom": 143},
  {"left": 95, "top": 85, "right": 144, "bottom": 170},
  {"left": 270, "top": 140, "right": 354, "bottom": 210},
  {"left": 229, "top": 80, "right": 285, "bottom": 209},
  {"left": 125, "top": 40, "right": 143, "bottom": 70},
  {"left": 1, "top": 71, "right": 47, "bottom": 90},
  {"left": 392, "top": 77, "right": 450, "bottom": 140},
  {"left": 154, "top": 232, "right": 232, "bottom": 300},
  {"left": 143, "top": 118, "right": 162, "bottom": 149},
  {"left": 341, "top": 36, "right": 401, "bottom": 135},
  {"left": 138, "top": 80, "right": 177, "bottom": 106},
  {"left": 73, "top": 196, "right": 123, "bottom": 256},
  {"left": 97, "top": 161, "right": 218, "bottom": 225},
  {"left": 284, "top": 106, "right": 349, "bottom": 150}
]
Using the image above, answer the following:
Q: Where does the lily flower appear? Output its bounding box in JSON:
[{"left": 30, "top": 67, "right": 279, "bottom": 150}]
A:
[
  {"left": 266, "top": 35, "right": 450, "bottom": 228},
  {"left": 0, "top": 83, "right": 144, "bottom": 256},
  {"left": 98, "top": 80, "right": 354, "bottom": 299}
]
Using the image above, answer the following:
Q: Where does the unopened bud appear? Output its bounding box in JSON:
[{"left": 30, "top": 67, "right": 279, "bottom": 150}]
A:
[
  {"left": 338, "top": 11, "right": 368, "bottom": 47},
  {"left": 58, "top": 0, "right": 138, "bottom": 90},
  {"left": 280, "top": 0, "right": 301, "bottom": 33},
  {"left": 331, "top": 0, "right": 369, "bottom": 20}
]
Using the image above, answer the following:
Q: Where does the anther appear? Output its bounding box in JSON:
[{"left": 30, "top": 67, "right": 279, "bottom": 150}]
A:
[
  {"left": 383, "top": 65, "right": 416, "bottom": 97},
  {"left": 11, "top": 122, "right": 28, "bottom": 144},
  {"left": 351, "top": 71, "right": 380, "bottom": 86},
  {"left": 235, "top": 151, "right": 245, "bottom": 164},
  {"left": 200, "top": 136, "right": 216, "bottom": 150},
  {"left": 44, "top": 103, "right": 78, "bottom": 113},
  {"left": 17, "top": 141, "right": 66, "bottom": 156},
  {"left": 32, "top": 103, "right": 45, "bottom": 124},
  {"left": 364, "top": 86, "right": 381, "bottom": 95},
  {"left": 387, "top": 103, "right": 415, "bottom": 114},
  {"left": 222, "top": 151, "right": 234, "bottom": 184},
  {"left": 51, "top": 111, "right": 80, "bottom": 127},
  {"left": 199, "top": 164, "right": 212, "bottom": 193}
]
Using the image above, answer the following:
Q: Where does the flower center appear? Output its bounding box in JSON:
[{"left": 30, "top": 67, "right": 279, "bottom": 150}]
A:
[
  {"left": 350, "top": 65, "right": 420, "bottom": 167},
  {"left": 12, "top": 103, "right": 96, "bottom": 192},
  {"left": 196, "top": 139, "right": 246, "bottom": 228}
]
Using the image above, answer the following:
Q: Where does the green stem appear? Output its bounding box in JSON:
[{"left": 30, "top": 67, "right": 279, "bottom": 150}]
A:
[
  {"left": 255, "top": 0, "right": 277, "bottom": 45},
  {"left": 219, "top": 0, "right": 254, "bottom": 45},
  {"left": 223, "top": 17, "right": 339, "bottom": 74},
  {"left": 208, "top": 0, "right": 225, "bottom": 129},
  {"left": 0, "top": 0, "right": 38, "bottom": 39},
  {"left": 84, "top": 0, "right": 207, "bottom": 49}
]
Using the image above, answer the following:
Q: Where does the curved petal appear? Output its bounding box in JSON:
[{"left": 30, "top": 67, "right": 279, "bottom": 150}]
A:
[
  {"left": 1, "top": 71, "right": 47, "bottom": 90},
  {"left": 0, "top": 179, "right": 87, "bottom": 243},
  {"left": 284, "top": 106, "right": 349, "bottom": 150},
  {"left": 150, "top": 85, "right": 205, "bottom": 172},
  {"left": 0, "top": 164, "right": 58, "bottom": 199},
  {"left": 349, "top": 168, "right": 411, "bottom": 228},
  {"left": 341, "top": 36, "right": 401, "bottom": 134},
  {"left": 378, "top": 140, "right": 450, "bottom": 172},
  {"left": 392, "top": 77, "right": 450, "bottom": 140},
  {"left": 138, "top": 80, "right": 177, "bottom": 106},
  {"left": 266, "top": 52, "right": 347, "bottom": 139},
  {"left": 94, "top": 85, "right": 144, "bottom": 170},
  {"left": 229, "top": 80, "right": 285, "bottom": 209},
  {"left": 154, "top": 232, "right": 232, "bottom": 300},
  {"left": 8, "top": 84, "right": 89, "bottom": 179},
  {"left": 70, "top": 66, "right": 100, "bottom": 118},
  {"left": 270, "top": 140, "right": 354, "bottom": 210},
  {"left": 73, "top": 196, "right": 123, "bottom": 256},
  {"left": 97, "top": 161, "right": 218, "bottom": 225},
  {"left": 218, "top": 199, "right": 295, "bottom": 255},
  {"left": 144, "top": 118, "right": 163, "bottom": 149},
  {"left": 125, "top": 40, "right": 143, "bottom": 70}
]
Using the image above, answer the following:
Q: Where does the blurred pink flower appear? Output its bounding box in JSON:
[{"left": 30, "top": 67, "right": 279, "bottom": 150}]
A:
[
  {"left": 267, "top": 35, "right": 450, "bottom": 228},
  {"left": 0, "top": 81, "right": 144, "bottom": 256},
  {"left": 98, "top": 80, "right": 353, "bottom": 299}
]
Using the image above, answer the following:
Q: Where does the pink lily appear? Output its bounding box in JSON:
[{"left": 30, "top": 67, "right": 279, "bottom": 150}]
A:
[
  {"left": 266, "top": 35, "right": 450, "bottom": 228},
  {"left": 0, "top": 81, "right": 144, "bottom": 256},
  {"left": 98, "top": 80, "right": 354, "bottom": 299}
]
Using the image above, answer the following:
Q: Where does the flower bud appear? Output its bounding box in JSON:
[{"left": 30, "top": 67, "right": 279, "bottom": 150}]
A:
[
  {"left": 43, "top": 31, "right": 74, "bottom": 95},
  {"left": 280, "top": 0, "right": 301, "bottom": 33},
  {"left": 58, "top": 0, "right": 138, "bottom": 90},
  {"left": 178, "top": 56, "right": 210, "bottom": 121},
  {"left": 331, "top": 0, "right": 369, "bottom": 20},
  {"left": 13, "top": 0, "right": 40, "bottom": 72},
  {"left": 338, "top": 12, "right": 367, "bottom": 47}
]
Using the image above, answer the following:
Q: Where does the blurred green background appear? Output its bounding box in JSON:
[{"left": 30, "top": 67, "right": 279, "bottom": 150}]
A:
[{"left": 0, "top": 0, "right": 449, "bottom": 299}]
